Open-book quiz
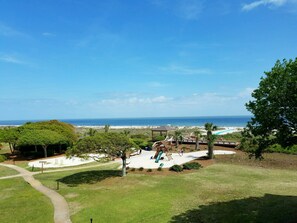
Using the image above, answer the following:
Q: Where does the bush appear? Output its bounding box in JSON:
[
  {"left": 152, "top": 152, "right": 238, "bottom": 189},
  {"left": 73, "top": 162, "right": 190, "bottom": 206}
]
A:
[
  {"left": 139, "top": 167, "right": 144, "bottom": 171},
  {"left": 267, "top": 144, "right": 297, "bottom": 155},
  {"left": 183, "top": 162, "right": 202, "bottom": 170},
  {"left": 0, "top": 154, "right": 7, "bottom": 162},
  {"left": 130, "top": 168, "right": 135, "bottom": 172},
  {"left": 147, "top": 168, "right": 152, "bottom": 172},
  {"left": 169, "top": 164, "right": 183, "bottom": 172},
  {"left": 126, "top": 166, "right": 130, "bottom": 170},
  {"left": 154, "top": 135, "right": 166, "bottom": 141},
  {"left": 157, "top": 167, "right": 162, "bottom": 171}
]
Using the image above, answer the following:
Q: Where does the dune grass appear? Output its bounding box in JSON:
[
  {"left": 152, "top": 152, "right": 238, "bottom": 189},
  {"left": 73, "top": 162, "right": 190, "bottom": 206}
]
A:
[
  {"left": 0, "top": 177, "right": 54, "bottom": 223},
  {"left": 35, "top": 163, "right": 297, "bottom": 223}
]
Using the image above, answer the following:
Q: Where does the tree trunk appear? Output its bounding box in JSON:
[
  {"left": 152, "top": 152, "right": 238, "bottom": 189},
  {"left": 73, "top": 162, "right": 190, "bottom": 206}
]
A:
[
  {"left": 208, "top": 142, "right": 214, "bottom": 159},
  {"left": 121, "top": 156, "right": 127, "bottom": 177},
  {"left": 175, "top": 139, "right": 179, "bottom": 148},
  {"left": 195, "top": 139, "right": 199, "bottom": 150},
  {"left": 42, "top": 145, "right": 48, "bottom": 158},
  {"left": 8, "top": 143, "right": 14, "bottom": 154},
  {"left": 34, "top": 145, "right": 37, "bottom": 152},
  {"left": 59, "top": 144, "right": 62, "bottom": 153}
]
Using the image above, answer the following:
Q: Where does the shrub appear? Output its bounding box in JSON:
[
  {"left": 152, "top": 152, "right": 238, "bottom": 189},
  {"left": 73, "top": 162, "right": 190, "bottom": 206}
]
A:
[
  {"left": 183, "top": 162, "right": 202, "bottom": 170},
  {"left": 154, "top": 135, "right": 166, "bottom": 141},
  {"left": 139, "top": 167, "right": 144, "bottom": 171},
  {"left": 267, "top": 144, "right": 297, "bottom": 155},
  {"left": 0, "top": 154, "right": 7, "bottom": 162},
  {"left": 157, "top": 167, "right": 162, "bottom": 171},
  {"left": 169, "top": 164, "right": 183, "bottom": 172},
  {"left": 130, "top": 168, "right": 135, "bottom": 172},
  {"left": 126, "top": 166, "right": 130, "bottom": 170},
  {"left": 147, "top": 168, "right": 152, "bottom": 172}
]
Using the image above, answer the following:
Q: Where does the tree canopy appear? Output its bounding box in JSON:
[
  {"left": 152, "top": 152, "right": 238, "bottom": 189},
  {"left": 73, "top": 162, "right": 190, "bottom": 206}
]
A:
[
  {"left": 67, "top": 132, "right": 135, "bottom": 176},
  {"left": 245, "top": 58, "right": 297, "bottom": 157},
  {"left": 18, "top": 129, "right": 64, "bottom": 157}
]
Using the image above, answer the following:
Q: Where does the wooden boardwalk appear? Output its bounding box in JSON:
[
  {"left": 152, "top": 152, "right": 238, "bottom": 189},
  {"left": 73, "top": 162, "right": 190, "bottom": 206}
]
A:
[{"left": 174, "top": 139, "right": 239, "bottom": 147}]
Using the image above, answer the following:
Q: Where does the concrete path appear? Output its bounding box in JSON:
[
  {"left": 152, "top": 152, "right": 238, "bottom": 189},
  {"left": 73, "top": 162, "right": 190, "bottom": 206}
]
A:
[{"left": 0, "top": 163, "right": 72, "bottom": 223}]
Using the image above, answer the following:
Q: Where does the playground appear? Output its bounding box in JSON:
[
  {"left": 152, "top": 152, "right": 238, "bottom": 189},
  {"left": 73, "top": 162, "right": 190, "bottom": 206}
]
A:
[{"left": 126, "top": 150, "right": 235, "bottom": 169}]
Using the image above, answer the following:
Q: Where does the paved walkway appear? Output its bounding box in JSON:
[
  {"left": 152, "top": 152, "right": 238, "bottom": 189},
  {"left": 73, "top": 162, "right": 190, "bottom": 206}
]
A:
[{"left": 0, "top": 163, "right": 72, "bottom": 223}]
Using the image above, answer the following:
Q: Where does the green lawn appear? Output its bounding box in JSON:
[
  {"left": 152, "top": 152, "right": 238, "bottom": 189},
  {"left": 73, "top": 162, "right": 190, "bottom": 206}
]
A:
[
  {"left": 0, "top": 177, "right": 54, "bottom": 223},
  {"left": 35, "top": 163, "right": 297, "bottom": 223},
  {"left": 0, "top": 166, "right": 18, "bottom": 177}
]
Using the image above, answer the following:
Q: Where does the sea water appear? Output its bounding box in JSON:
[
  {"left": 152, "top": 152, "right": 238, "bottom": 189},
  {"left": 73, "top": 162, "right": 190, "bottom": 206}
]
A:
[{"left": 0, "top": 116, "right": 251, "bottom": 127}]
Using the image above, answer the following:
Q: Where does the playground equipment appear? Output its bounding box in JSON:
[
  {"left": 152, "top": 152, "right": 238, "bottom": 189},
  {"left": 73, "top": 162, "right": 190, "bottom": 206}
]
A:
[{"left": 155, "top": 151, "right": 163, "bottom": 163}]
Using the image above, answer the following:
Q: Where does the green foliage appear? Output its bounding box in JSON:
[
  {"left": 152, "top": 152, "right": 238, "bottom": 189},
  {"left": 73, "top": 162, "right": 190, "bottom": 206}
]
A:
[
  {"left": 154, "top": 135, "right": 166, "bottom": 141},
  {"left": 0, "top": 154, "right": 7, "bottom": 162},
  {"left": 23, "top": 120, "right": 77, "bottom": 145},
  {"left": 67, "top": 132, "right": 134, "bottom": 176},
  {"left": 139, "top": 167, "right": 144, "bottom": 171},
  {"left": 183, "top": 162, "right": 202, "bottom": 170},
  {"left": 169, "top": 164, "right": 183, "bottom": 172},
  {"left": 245, "top": 58, "right": 297, "bottom": 157},
  {"left": 267, "top": 144, "right": 297, "bottom": 155},
  {"left": 131, "top": 138, "right": 149, "bottom": 149},
  {"left": 221, "top": 132, "right": 242, "bottom": 142},
  {"left": 157, "top": 167, "right": 162, "bottom": 171},
  {"left": 0, "top": 127, "right": 22, "bottom": 153},
  {"left": 130, "top": 134, "right": 149, "bottom": 140},
  {"left": 147, "top": 168, "right": 153, "bottom": 172}
]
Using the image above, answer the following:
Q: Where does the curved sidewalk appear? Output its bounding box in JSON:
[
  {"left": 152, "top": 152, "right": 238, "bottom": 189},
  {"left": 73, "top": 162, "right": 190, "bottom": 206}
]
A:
[{"left": 0, "top": 163, "right": 71, "bottom": 223}]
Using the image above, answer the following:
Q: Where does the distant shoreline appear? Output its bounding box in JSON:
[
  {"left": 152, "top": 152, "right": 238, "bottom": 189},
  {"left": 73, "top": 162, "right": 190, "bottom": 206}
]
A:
[{"left": 0, "top": 116, "right": 251, "bottom": 128}]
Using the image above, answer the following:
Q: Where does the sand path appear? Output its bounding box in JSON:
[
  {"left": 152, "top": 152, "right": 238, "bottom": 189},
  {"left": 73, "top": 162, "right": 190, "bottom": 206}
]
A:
[{"left": 0, "top": 163, "right": 72, "bottom": 223}]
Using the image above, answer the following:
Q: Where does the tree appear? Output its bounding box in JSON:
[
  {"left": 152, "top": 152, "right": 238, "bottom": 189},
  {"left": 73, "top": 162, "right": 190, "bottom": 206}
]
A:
[
  {"left": 174, "top": 130, "right": 182, "bottom": 148},
  {"left": 86, "top": 128, "right": 97, "bottom": 137},
  {"left": 18, "top": 130, "right": 63, "bottom": 158},
  {"left": 67, "top": 132, "right": 135, "bottom": 177},
  {"left": 23, "top": 120, "right": 77, "bottom": 146},
  {"left": 204, "top": 123, "right": 217, "bottom": 159},
  {"left": 193, "top": 129, "right": 201, "bottom": 150},
  {"left": 245, "top": 58, "right": 297, "bottom": 158},
  {"left": 0, "top": 127, "right": 22, "bottom": 154}
]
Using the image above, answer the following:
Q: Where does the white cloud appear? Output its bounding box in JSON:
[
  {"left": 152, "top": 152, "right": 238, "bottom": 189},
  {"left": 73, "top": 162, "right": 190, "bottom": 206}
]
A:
[
  {"left": 242, "top": 0, "right": 287, "bottom": 11},
  {"left": 0, "top": 55, "right": 25, "bottom": 64},
  {"left": 147, "top": 82, "right": 169, "bottom": 88},
  {"left": 100, "top": 95, "right": 173, "bottom": 105},
  {"left": 238, "top": 87, "right": 255, "bottom": 97},
  {"left": 150, "top": 0, "right": 204, "bottom": 20},
  {"left": 0, "top": 23, "right": 28, "bottom": 37},
  {"left": 160, "top": 64, "right": 212, "bottom": 75},
  {"left": 42, "top": 32, "right": 56, "bottom": 37}
]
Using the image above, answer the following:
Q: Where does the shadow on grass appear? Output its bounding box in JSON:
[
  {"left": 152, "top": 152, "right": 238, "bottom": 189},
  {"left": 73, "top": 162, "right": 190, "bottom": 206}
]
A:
[
  {"left": 57, "top": 170, "right": 121, "bottom": 187},
  {"left": 170, "top": 194, "right": 297, "bottom": 223}
]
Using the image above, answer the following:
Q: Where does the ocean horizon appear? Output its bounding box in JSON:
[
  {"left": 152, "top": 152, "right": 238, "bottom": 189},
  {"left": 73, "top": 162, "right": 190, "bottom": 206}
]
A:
[{"left": 0, "top": 115, "right": 252, "bottom": 127}]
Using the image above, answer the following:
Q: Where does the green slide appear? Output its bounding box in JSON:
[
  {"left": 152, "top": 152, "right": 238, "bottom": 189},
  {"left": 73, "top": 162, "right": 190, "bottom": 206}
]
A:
[{"left": 155, "top": 151, "right": 163, "bottom": 163}]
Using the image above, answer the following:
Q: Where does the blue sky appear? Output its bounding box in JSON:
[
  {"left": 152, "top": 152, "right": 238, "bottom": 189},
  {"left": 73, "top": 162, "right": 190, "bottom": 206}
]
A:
[{"left": 1, "top": 0, "right": 297, "bottom": 120}]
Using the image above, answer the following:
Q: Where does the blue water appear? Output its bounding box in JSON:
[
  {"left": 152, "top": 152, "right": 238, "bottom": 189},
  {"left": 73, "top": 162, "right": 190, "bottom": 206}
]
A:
[{"left": 0, "top": 116, "right": 251, "bottom": 127}]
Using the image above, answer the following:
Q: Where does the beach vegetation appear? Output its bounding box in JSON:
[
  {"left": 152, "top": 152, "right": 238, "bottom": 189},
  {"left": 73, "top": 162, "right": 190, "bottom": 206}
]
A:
[{"left": 244, "top": 58, "right": 297, "bottom": 158}]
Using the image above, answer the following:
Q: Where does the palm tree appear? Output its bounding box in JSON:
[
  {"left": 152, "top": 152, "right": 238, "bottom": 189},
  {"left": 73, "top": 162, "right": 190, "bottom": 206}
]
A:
[
  {"left": 193, "top": 129, "right": 201, "bottom": 150},
  {"left": 204, "top": 123, "right": 218, "bottom": 159},
  {"left": 104, "top": 124, "right": 110, "bottom": 133},
  {"left": 174, "top": 130, "right": 182, "bottom": 148}
]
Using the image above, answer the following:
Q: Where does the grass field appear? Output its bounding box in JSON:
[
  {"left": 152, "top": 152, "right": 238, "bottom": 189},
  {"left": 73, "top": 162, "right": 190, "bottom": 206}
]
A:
[
  {"left": 35, "top": 161, "right": 297, "bottom": 223},
  {"left": 0, "top": 177, "right": 54, "bottom": 223},
  {"left": 0, "top": 166, "right": 18, "bottom": 177}
]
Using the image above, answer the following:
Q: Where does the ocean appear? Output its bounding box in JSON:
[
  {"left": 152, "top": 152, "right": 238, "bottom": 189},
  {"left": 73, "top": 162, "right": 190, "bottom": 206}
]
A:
[{"left": 0, "top": 116, "right": 251, "bottom": 127}]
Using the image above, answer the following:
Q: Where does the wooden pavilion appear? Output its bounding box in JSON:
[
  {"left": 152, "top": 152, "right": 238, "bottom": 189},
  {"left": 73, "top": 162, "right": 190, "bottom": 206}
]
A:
[{"left": 151, "top": 126, "right": 175, "bottom": 140}]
